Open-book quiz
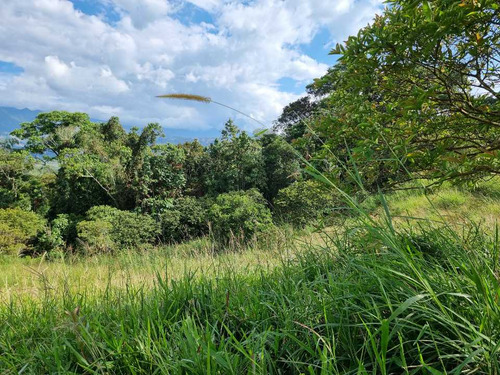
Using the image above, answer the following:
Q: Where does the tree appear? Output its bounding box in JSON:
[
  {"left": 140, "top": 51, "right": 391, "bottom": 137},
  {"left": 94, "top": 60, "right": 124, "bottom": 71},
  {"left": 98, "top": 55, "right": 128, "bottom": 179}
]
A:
[
  {"left": 0, "top": 144, "right": 34, "bottom": 209},
  {"left": 133, "top": 144, "right": 186, "bottom": 207},
  {"left": 260, "top": 134, "right": 301, "bottom": 201},
  {"left": 179, "top": 140, "right": 207, "bottom": 197},
  {"left": 273, "top": 96, "right": 318, "bottom": 142},
  {"left": 101, "top": 116, "right": 127, "bottom": 143},
  {"left": 11, "top": 111, "right": 93, "bottom": 157},
  {"left": 305, "top": 0, "right": 500, "bottom": 189},
  {"left": 0, "top": 142, "right": 53, "bottom": 213},
  {"left": 204, "top": 120, "right": 267, "bottom": 195},
  {"left": 13, "top": 113, "right": 169, "bottom": 214}
]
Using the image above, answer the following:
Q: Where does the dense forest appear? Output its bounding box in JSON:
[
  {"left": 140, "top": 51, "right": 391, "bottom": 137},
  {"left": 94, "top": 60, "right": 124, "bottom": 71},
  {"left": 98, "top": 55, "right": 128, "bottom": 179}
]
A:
[{"left": 2, "top": 0, "right": 500, "bottom": 373}]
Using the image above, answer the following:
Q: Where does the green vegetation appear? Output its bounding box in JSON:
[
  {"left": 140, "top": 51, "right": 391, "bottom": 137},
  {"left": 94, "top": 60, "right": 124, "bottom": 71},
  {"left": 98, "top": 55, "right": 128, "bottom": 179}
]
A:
[
  {"left": 1, "top": 190, "right": 500, "bottom": 373},
  {"left": 208, "top": 189, "right": 274, "bottom": 245},
  {"left": 274, "top": 180, "right": 340, "bottom": 227},
  {"left": 0, "top": 208, "right": 45, "bottom": 255},
  {"left": 2, "top": 0, "right": 500, "bottom": 372}
]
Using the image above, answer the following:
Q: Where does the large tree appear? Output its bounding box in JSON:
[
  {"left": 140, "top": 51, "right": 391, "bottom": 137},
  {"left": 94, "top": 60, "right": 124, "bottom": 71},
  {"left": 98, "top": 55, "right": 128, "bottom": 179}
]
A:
[
  {"left": 12, "top": 112, "right": 167, "bottom": 214},
  {"left": 307, "top": 0, "right": 500, "bottom": 189}
]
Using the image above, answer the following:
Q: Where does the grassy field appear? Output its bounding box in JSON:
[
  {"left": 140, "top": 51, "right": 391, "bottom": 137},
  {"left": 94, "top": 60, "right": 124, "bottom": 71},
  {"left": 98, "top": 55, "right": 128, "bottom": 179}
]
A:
[
  {"left": 1, "top": 182, "right": 500, "bottom": 373},
  {"left": 0, "top": 226, "right": 319, "bottom": 304}
]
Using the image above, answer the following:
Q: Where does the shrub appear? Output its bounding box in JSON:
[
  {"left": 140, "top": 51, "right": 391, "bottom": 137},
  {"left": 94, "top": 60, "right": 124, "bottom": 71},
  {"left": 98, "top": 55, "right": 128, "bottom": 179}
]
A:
[
  {"left": 77, "top": 220, "right": 114, "bottom": 254},
  {"left": 0, "top": 208, "right": 46, "bottom": 255},
  {"left": 77, "top": 206, "right": 160, "bottom": 252},
  {"left": 273, "top": 180, "right": 340, "bottom": 227},
  {"left": 35, "top": 214, "right": 80, "bottom": 253},
  {"left": 208, "top": 189, "right": 273, "bottom": 245},
  {"left": 159, "top": 209, "right": 182, "bottom": 243},
  {"left": 160, "top": 197, "right": 209, "bottom": 243}
]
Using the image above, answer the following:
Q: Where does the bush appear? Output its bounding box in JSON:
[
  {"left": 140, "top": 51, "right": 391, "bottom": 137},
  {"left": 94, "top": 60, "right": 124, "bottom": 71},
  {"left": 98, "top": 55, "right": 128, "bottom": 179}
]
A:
[
  {"left": 160, "top": 197, "right": 209, "bottom": 243},
  {"left": 0, "top": 208, "right": 46, "bottom": 255},
  {"left": 77, "top": 206, "right": 160, "bottom": 252},
  {"left": 208, "top": 189, "right": 273, "bottom": 245},
  {"left": 77, "top": 219, "right": 115, "bottom": 253},
  {"left": 35, "top": 214, "right": 80, "bottom": 253},
  {"left": 274, "top": 180, "right": 340, "bottom": 227}
]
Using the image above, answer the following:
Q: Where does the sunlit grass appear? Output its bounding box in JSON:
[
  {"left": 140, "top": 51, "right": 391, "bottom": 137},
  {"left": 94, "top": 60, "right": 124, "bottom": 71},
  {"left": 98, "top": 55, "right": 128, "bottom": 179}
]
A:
[
  {"left": 0, "top": 226, "right": 321, "bottom": 304},
  {"left": 1, "top": 182, "right": 500, "bottom": 373},
  {"left": 379, "top": 179, "right": 500, "bottom": 230}
]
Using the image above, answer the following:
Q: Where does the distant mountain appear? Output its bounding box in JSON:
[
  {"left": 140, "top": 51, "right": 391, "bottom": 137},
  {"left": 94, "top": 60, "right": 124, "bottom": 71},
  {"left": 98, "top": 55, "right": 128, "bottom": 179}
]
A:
[
  {"left": 0, "top": 106, "right": 41, "bottom": 135},
  {"left": 0, "top": 106, "right": 217, "bottom": 144}
]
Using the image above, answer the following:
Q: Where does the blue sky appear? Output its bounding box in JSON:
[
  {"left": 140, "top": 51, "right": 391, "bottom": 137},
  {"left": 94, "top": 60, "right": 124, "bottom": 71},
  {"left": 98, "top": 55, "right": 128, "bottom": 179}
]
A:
[
  {"left": 0, "top": 0, "right": 382, "bottom": 132},
  {"left": 0, "top": 61, "right": 24, "bottom": 75}
]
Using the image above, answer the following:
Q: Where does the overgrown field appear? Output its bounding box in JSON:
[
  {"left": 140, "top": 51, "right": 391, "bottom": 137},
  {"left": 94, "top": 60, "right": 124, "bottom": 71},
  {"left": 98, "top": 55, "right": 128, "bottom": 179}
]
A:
[
  {"left": 1, "top": 0, "right": 499, "bottom": 372},
  {"left": 2, "top": 186, "right": 500, "bottom": 374}
]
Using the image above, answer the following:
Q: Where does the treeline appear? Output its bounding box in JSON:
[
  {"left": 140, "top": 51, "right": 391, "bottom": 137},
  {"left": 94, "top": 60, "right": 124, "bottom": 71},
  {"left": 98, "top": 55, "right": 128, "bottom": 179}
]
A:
[
  {"left": 1, "top": 114, "right": 337, "bottom": 255},
  {"left": 1, "top": 0, "right": 499, "bottom": 256}
]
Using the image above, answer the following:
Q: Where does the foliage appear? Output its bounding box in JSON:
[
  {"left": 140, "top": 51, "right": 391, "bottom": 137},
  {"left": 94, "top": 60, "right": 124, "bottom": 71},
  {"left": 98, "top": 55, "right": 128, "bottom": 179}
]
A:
[
  {"left": 5, "top": 0, "right": 500, "bottom": 257},
  {"left": 133, "top": 144, "right": 186, "bottom": 206},
  {"left": 53, "top": 151, "right": 118, "bottom": 215},
  {"left": 204, "top": 120, "right": 267, "bottom": 195},
  {"left": 261, "top": 134, "right": 301, "bottom": 201},
  {"left": 273, "top": 180, "right": 340, "bottom": 227},
  {"left": 11, "top": 111, "right": 93, "bottom": 157},
  {"left": 35, "top": 214, "right": 81, "bottom": 253},
  {"left": 273, "top": 96, "right": 318, "bottom": 142},
  {"left": 77, "top": 206, "right": 159, "bottom": 252},
  {"left": 179, "top": 140, "right": 206, "bottom": 196},
  {"left": 101, "top": 116, "right": 127, "bottom": 143},
  {"left": 208, "top": 189, "right": 273, "bottom": 244},
  {"left": 0, "top": 145, "right": 51, "bottom": 213},
  {"left": 306, "top": 0, "right": 500, "bottom": 189},
  {"left": 77, "top": 220, "right": 115, "bottom": 254},
  {"left": 159, "top": 197, "right": 209, "bottom": 243},
  {"left": 0, "top": 208, "right": 46, "bottom": 255}
]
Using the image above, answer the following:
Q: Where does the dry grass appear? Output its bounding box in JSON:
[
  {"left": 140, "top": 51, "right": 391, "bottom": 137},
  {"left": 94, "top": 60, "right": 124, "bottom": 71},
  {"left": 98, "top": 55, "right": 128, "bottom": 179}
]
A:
[{"left": 0, "top": 226, "right": 327, "bottom": 304}]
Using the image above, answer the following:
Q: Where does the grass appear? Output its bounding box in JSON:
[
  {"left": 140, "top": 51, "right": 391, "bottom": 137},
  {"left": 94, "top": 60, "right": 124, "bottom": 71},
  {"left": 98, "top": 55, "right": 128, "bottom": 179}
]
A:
[
  {"left": 1, "top": 182, "right": 500, "bottom": 373},
  {"left": 0, "top": 226, "right": 314, "bottom": 304},
  {"left": 376, "top": 179, "right": 500, "bottom": 230}
]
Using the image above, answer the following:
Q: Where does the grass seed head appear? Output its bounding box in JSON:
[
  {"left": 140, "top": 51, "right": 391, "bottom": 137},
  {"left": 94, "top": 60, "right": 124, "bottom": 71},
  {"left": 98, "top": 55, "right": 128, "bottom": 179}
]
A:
[{"left": 156, "top": 93, "right": 212, "bottom": 103}]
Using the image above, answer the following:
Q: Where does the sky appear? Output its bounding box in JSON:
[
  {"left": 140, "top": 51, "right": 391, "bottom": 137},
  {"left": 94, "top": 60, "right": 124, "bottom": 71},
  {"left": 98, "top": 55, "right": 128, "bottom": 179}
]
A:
[{"left": 0, "top": 0, "right": 383, "bottom": 134}]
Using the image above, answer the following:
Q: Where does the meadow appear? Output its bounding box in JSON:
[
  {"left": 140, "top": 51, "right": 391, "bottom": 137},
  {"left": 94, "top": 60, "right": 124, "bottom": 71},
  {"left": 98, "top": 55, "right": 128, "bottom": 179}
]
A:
[
  {"left": 1, "top": 1, "right": 499, "bottom": 372},
  {"left": 2, "top": 182, "right": 500, "bottom": 374}
]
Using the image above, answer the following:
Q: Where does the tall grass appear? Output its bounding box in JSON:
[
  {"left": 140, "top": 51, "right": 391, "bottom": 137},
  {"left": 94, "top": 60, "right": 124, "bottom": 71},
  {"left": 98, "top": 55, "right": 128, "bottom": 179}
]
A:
[{"left": 1, "top": 207, "right": 500, "bottom": 373}]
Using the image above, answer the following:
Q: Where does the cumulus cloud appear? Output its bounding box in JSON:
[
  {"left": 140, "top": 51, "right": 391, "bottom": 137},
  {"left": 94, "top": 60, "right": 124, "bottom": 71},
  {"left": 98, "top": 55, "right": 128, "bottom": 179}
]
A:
[
  {"left": 0, "top": 0, "right": 383, "bottom": 132},
  {"left": 107, "top": 0, "right": 173, "bottom": 28}
]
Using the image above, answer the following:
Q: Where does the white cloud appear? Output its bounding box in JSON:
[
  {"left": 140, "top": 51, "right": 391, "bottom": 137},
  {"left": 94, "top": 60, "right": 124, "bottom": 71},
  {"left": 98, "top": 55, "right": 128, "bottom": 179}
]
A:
[
  {"left": 107, "top": 0, "right": 173, "bottom": 28},
  {"left": 185, "top": 0, "right": 221, "bottom": 13},
  {"left": 45, "top": 55, "right": 70, "bottom": 77},
  {"left": 0, "top": 0, "right": 383, "bottom": 132}
]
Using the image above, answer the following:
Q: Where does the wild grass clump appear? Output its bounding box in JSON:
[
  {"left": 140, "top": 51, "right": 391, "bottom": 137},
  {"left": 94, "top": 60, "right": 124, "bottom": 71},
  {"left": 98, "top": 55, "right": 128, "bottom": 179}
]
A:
[{"left": 1, "top": 212, "right": 499, "bottom": 373}]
